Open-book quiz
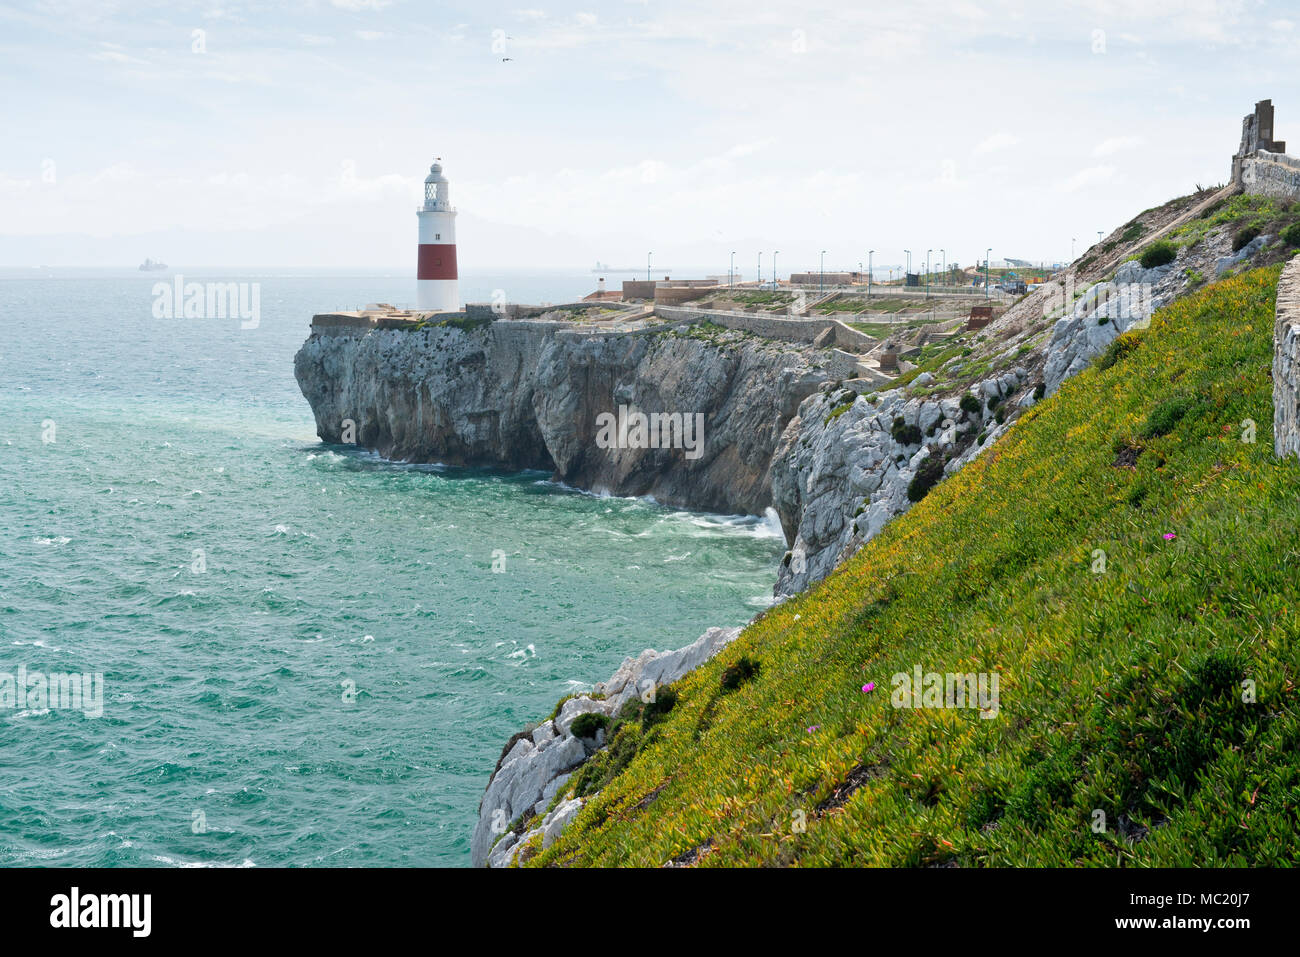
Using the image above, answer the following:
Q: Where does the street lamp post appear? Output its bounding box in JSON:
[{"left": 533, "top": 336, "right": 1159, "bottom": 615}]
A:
[
  {"left": 820, "top": 250, "right": 826, "bottom": 293},
  {"left": 730, "top": 250, "right": 735, "bottom": 288},
  {"left": 904, "top": 249, "right": 911, "bottom": 283},
  {"left": 941, "top": 249, "right": 946, "bottom": 290},
  {"left": 772, "top": 251, "right": 779, "bottom": 291},
  {"left": 926, "top": 248, "right": 932, "bottom": 300},
  {"left": 985, "top": 247, "right": 992, "bottom": 300},
  {"left": 868, "top": 250, "right": 874, "bottom": 299},
  {"left": 647, "top": 252, "right": 652, "bottom": 282},
  {"left": 758, "top": 252, "right": 762, "bottom": 288}
]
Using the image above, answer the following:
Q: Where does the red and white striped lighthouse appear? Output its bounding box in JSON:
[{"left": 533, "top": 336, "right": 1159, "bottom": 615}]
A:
[{"left": 416, "top": 159, "right": 458, "bottom": 312}]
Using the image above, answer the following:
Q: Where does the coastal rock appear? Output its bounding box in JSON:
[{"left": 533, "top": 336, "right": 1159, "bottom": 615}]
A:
[
  {"left": 295, "top": 321, "right": 823, "bottom": 516},
  {"left": 471, "top": 625, "right": 742, "bottom": 867}
]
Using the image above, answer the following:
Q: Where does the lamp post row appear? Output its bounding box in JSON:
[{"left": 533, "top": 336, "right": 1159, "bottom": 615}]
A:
[{"left": 649, "top": 240, "right": 1087, "bottom": 298}]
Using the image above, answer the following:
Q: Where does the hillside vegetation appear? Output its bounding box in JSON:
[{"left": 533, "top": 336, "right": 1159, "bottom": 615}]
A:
[{"left": 536, "top": 265, "right": 1300, "bottom": 867}]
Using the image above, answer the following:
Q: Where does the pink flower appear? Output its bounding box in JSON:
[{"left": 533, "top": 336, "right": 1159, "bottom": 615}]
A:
[
  {"left": 1163, "top": 533, "right": 1177, "bottom": 540},
  {"left": 862, "top": 682, "right": 876, "bottom": 693},
  {"left": 806, "top": 725, "right": 820, "bottom": 733}
]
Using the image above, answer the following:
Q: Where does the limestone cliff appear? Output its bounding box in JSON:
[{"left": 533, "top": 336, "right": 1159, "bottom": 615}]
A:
[{"left": 294, "top": 321, "right": 823, "bottom": 516}]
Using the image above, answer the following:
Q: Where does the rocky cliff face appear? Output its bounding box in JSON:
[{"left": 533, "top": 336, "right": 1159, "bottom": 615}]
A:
[
  {"left": 473, "top": 626, "right": 741, "bottom": 868},
  {"left": 770, "top": 367, "right": 1031, "bottom": 596},
  {"left": 294, "top": 322, "right": 823, "bottom": 515}
]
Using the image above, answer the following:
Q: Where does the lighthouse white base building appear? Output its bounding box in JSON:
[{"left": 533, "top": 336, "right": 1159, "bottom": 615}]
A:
[{"left": 416, "top": 159, "right": 458, "bottom": 312}]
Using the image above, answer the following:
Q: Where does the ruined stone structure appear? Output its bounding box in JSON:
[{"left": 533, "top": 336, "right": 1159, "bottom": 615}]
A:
[{"left": 1233, "top": 99, "right": 1300, "bottom": 198}]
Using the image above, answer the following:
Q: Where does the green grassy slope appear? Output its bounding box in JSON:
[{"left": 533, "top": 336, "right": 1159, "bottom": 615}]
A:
[{"left": 537, "top": 265, "right": 1300, "bottom": 867}]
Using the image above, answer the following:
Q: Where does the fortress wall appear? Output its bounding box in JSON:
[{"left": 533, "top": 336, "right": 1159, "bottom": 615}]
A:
[
  {"left": 1241, "top": 152, "right": 1300, "bottom": 199},
  {"left": 653, "top": 305, "right": 836, "bottom": 343},
  {"left": 1274, "top": 256, "right": 1300, "bottom": 458}
]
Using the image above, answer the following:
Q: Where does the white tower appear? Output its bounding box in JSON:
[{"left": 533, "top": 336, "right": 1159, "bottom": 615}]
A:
[{"left": 416, "top": 159, "right": 458, "bottom": 312}]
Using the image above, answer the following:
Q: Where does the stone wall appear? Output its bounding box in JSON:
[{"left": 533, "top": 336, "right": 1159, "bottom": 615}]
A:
[
  {"left": 1273, "top": 256, "right": 1300, "bottom": 458},
  {"left": 654, "top": 284, "right": 721, "bottom": 305},
  {"left": 1240, "top": 151, "right": 1300, "bottom": 200},
  {"left": 653, "top": 305, "right": 873, "bottom": 350}
]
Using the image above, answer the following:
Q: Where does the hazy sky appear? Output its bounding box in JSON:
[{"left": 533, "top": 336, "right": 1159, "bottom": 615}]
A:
[{"left": 2, "top": 0, "right": 1297, "bottom": 273}]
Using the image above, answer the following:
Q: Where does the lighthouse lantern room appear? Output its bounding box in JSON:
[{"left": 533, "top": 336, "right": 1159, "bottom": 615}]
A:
[{"left": 416, "top": 159, "right": 459, "bottom": 312}]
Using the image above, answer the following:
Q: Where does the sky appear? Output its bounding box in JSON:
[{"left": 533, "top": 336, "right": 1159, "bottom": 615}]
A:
[{"left": 1, "top": 0, "right": 1298, "bottom": 274}]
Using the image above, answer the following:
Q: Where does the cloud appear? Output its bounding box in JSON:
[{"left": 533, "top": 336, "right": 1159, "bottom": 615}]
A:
[
  {"left": 1092, "top": 135, "right": 1143, "bottom": 157},
  {"left": 974, "top": 133, "right": 1020, "bottom": 156},
  {"left": 355, "top": 30, "right": 384, "bottom": 40},
  {"left": 1059, "top": 165, "right": 1115, "bottom": 192},
  {"left": 300, "top": 34, "right": 336, "bottom": 46},
  {"left": 91, "top": 50, "right": 150, "bottom": 65},
  {"left": 330, "top": 0, "right": 391, "bottom": 11}
]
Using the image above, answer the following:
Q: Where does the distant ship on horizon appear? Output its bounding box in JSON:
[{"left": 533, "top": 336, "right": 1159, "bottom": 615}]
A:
[
  {"left": 591, "top": 261, "right": 640, "bottom": 273},
  {"left": 139, "top": 258, "right": 168, "bottom": 271}
]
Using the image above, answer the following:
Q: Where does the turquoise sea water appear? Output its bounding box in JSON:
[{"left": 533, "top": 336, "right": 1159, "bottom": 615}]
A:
[{"left": 0, "top": 268, "right": 783, "bottom": 866}]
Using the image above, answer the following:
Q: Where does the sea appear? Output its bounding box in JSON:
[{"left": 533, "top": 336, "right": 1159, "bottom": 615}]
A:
[{"left": 0, "top": 267, "right": 784, "bottom": 866}]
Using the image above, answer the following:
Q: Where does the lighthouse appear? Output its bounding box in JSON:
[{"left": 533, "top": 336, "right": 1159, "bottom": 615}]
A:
[{"left": 416, "top": 159, "right": 458, "bottom": 312}]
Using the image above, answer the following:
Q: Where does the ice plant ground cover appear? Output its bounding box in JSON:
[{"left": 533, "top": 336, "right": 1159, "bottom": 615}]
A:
[{"left": 535, "top": 265, "right": 1300, "bottom": 867}]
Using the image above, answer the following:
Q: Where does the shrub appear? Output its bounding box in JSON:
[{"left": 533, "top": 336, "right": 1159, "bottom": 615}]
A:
[
  {"left": 824, "top": 401, "right": 854, "bottom": 425},
  {"left": 995, "top": 408, "right": 1006, "bottom": 425},
  {"left": 547, "top": 694, "right": 577, "bottom": 722},
  {"left": 959, "top": 393, "right": 982, "bottom": 415},
  {"left": 1033, "top": 382, "right": 1047, "bottom": 401},
  {"left": 642, "top": 687, "right": 679, "bottom": 728},
  {"left": 1120, "top": 222, "right": 1145, "bottom": 244},
  {"left": 891, "top": 417, "right": 923, "bottom": 445},
  {"left": 1097, "top": 331, "right": 1143, "bottom": 371},
  {"left": 1141, "top": 394, "right": 1200, "bottom": 439},
  {"left": 570, "top": 712, "right": 610, "bottom": 739},
  {"left": 907, "top": 454, "right": 946, "bottom": 503},
  {"left": 1232, "top": 226, "right": 1260, "bottom": 252},
  {"left": 1138, "top": 241, "right": 1177, "bottom": 269},
  {"left": 1282, "top": 222, "right": 1300, "bottom": 247},
  {"left": 721, "top": 656, "right": 761, "bottom": 691},
  {"left": 986, "top": 394, "right": 1001, "bottom": 411},
  {"left": 436, "top": 312, "right": 493, "bottom": 332}
]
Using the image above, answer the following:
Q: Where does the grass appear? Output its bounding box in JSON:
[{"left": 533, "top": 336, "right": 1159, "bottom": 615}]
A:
[
  {"left": 824, "top": 401, "right": 855, "bottom": 426},
  {"left": 533, "top": 265, "right": 1300, "bottom": 867},
  {"left": 813, "top": 297, "right": 873, "bottom": 314},
  {"left": 1138, "top": 240, "right": 1177, "bottom": 269},
  {"left": 852, "top": 298, "right": 919, "bottom": 315},
  {"left": 727, "top": 291, "right": 794, "bottom": 307},
  {"left": 1167, "top": 194, "right": 1296, "bottom": 251}
]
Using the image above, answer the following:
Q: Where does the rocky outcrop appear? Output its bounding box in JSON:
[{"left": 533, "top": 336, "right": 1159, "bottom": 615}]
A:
[
  {"left": 473, "top": 625, "right": 741, "bottom": 867},
  {"left": 771, "top": 369, "right": 1029, "bottom": 596},
  {"left": 294, "top": 321, "right": 822, "bottom": 515},
  {"left": 1274, "top": 256, "right": 1300, "bottom": 458},
  {"left": 1041, "top": 259, "right": 1171, "bottom": 395}
]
